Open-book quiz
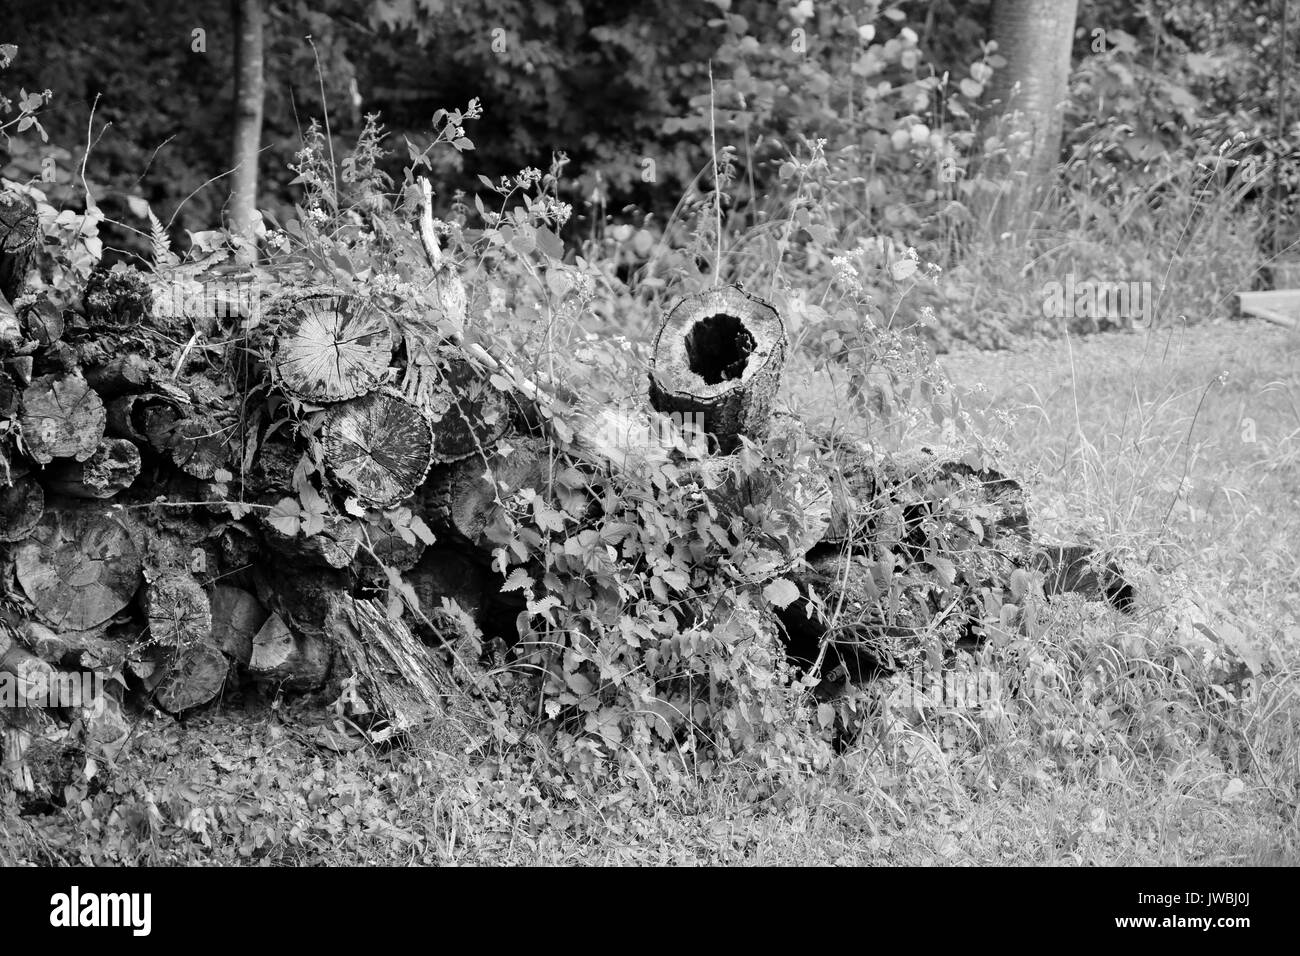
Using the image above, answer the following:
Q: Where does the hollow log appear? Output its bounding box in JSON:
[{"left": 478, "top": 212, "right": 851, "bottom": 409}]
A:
[
  {"left": 421, "top": 435, "right": 549, "bottom": 547},
  {"left": 105, "top": 392, "right": 181, "bottom": 444},
  {"left": 322, "top": 390, "right": 434, "bottom": 507},
  {"left": 249, "top": 612, "right": 331, "bottom": 690},
  {"left": 19, "top": 372, "right": 106, "bottom": 464},
  {"left": 210, "top": 585, "right": 268, "bottom": 665},
  {"left": 152, "top": 642, "right": 228, "bottom": 713},
  {"left": 329, "top": 595, "right": 458, "bottom": 730},
  {"left": 14, "top": 506, "right": 142, "bottom": 630},
  {"left": 85, "top": 353, "right": 153, "bottom": 399},
  {"left": 0, "top": 470, "right": 44, "bottom": 542},
  {"left": 0, "top": 189, "right": 39, "bottom": 303},
  {"left": 648, "top": 286, "right": 786, "bottom": 454},
  {"left": 402, "top": 346, "right": 510, "bottom": 463},
  {"left": 1031, "top": 544, "right": 1134, "bottom": 611},
  {"left": 271, "top": 289, "right": 393, "bottom": 402},
  {"left": 41, "top": 437, "right": 140, "bottom": 499}
]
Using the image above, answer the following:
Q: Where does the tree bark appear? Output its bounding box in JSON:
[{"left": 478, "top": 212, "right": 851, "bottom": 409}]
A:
[
  {"left": 0, "top": 189, "right": 39, "bottom": 303},
  {"left": 421, "top": 435, "right": 549, "bottom": 547},
  {"left": 980, "top": 0, "right": 1080, "bottom": 220},
  {"left": 328, "top": 595, "right": 459, "bottom": 731},
  {"left": 229, "top": 0, "right": 266, "bottom": 258},
  {"left": 85, "top": 353, "right": 153, "bottom": 399}
]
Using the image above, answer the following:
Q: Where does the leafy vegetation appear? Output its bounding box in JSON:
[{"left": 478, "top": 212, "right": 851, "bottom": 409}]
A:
[{"left": 1, "top": 1, "right": 1297, "bottom": 865}]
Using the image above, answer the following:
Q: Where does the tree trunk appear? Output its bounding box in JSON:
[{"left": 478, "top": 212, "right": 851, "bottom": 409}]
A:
[
  {"left": 41, "top": 437, "right": 141, "bottom": 499},
  {"left": 270, "top": 290, "right": 394, "bottom": 402},
  {"left": 980, "top": 0, "right": 1080, "bottom": 222},
  {"left": 648, "top": 286, "right": 786, "bottom": 454},
  {"left": 322, "top": 390, "right": 434, "bottom": 507},
  {"left": 229, "top": 0, "right": 266, "bottom": 258},
  {"left": 14, "top": 506, "right": 142, "bottom": 630}
]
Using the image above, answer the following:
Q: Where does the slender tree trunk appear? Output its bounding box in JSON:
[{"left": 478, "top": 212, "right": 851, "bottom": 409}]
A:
[
  {"left": 980, "top": 0, "right": 1079, "bottom": 228},
  {"left": 229, "top": 0, "right": 266, "bottom": 259}
]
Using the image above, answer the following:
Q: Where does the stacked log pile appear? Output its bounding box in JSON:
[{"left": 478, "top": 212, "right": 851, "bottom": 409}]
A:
[{"left": 0, "top": 181, "right": 1134, "bottom": 793}]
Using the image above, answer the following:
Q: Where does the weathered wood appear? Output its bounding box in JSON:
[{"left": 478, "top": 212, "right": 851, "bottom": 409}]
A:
[
  {"left": 85, "top": 353, "right": 153, "bottom": 399},
  {"left": 143, "top": 570, "right": 213, "bottom": 652},
  {"left": 322, "top": 390, "right": 434, "bottom": 507},
  {"left": 83, "top": 265, "right": 153, "bottom": 328},
  {"left": 422, "top": 435, "right": 549, "bottom": 547},
  {"left": 21, "top": 619, "right": 124, "bottom": 670},
  {"left": 249, "top": 611, "right": 331, "bottom": 690},
  {"left": 19, "top": 372, "right": 107, "bottom": 464},
  {"left": 18, "top": 295, "right": 64, "bottom": 347},
  {"left": 210, "top": 585, "right": 268, "bottom": 665},
  {"left": 271, "top": 289, "right": 393, "bottom": 402},
  {"left": 14, "top": 506, "right": 142, "bottom": 630},
  {"left": 0, "top": 189, "right": 39, "bottom": 303},
  {"left": 261, "top": 513, "right": 361, "bottom": 569},
  {"left": 0, "top": 469, "right": 44, "bottom": 542},
  {"left": 0, "top": 624, "right": 56, "bottom": 707},
  {"left": 154, "top": 641, "right": 228, "bottom": 713},
  {"left": 402, "top": 346, "right": 510, "bottom": 463},
  {"left": 329, "top": 594, "right": 457, "bottom": 730},
  {"left": 105, "top": 392, "right": 180, "bottom": 444},
  {"left": 648, "top": 286, "right": 787, "bottom": 454},
  {"left": 41, "top": 437, "right": 140, "bottom": 499}
]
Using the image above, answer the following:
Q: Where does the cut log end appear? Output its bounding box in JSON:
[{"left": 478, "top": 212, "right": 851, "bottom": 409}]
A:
[
  {"left": 20, "top": 373, "right": 107, "bottom": 464},
  {"left": 272, "top": 291, "right": 394, "bottom": 402},
  {"left": 322, "top": 390, "right": 434, "bottom": 508},
  {"left": 15, "top": 506, "right": 142, "bottom": 631}
]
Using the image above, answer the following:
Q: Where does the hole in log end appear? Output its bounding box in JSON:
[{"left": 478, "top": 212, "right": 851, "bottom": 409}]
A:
[{"left": 683, "top": 313, "right": 756, "bottom": 385}]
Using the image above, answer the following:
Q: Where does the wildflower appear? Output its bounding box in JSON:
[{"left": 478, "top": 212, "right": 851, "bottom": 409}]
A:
[
  {"left": 489, "top": 285, "right": 508, "bottom": 312},
  {"left": 900, "top": 26, "right": 918, "bottom": 44},
  {"left": 831, "top": 255, "right": 861, "bottom": 290},
  {"left": 516, "top": 167, "right": 543, "bottom": 189},
  {"left": 791, "top": 1, "right": 815, "bottom": 23},
  {"left": 858, "top": 24, "right": 875, "bottom": 43}
]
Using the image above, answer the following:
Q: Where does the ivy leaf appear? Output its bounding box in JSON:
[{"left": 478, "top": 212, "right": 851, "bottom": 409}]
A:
[{"left": 762, "top": 577, "right": 801, "bottom": 609}]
